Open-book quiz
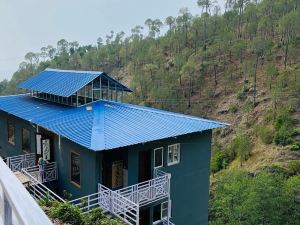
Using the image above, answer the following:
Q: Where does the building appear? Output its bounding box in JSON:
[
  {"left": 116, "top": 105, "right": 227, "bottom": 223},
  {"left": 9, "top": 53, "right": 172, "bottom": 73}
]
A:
[{"left": 0, "top": 68, "right": 226, "bottom": 225}]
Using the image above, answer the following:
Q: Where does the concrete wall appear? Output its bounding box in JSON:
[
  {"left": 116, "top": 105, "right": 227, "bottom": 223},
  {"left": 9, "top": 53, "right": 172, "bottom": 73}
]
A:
[
  {"left": 0, "top": 110, "right": 36, "bottom": 158},
  {"left": 128, "top": 131, "right": 212, "bottom": 225}
]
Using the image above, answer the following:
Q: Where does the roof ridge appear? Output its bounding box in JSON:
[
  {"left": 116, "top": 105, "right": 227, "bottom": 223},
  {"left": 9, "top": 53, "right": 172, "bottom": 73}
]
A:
[
  {"left": 45, "top": 68, "right": 103, "bottom": 75},
  {"left": 105, "top": 100, "right": 228, "bottom": 126},
  {"left": 90, "top": 102, "right": 106, "bottom": 150}
]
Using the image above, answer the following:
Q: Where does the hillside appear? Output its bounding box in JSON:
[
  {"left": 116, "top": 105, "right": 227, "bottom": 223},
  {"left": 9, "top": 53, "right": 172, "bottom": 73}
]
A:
[{"left": 1, "top": 0, "right": 300, "bottom": 224}]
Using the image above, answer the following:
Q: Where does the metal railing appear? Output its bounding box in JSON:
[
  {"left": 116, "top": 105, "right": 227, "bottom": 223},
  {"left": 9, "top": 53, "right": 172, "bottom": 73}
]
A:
[
  {"left": 21, "top": 169, "right": 64, "bottom": 203},
  {"left": 5, "top": 153, "right": 36, "bottom": 172},
  {"left": 162, "top": 218, "right": 175, "bottom": 225},
  {"left": 0, "top": 157, "right": 53, "bottom": 225},
  {"left": 116, "top": 169, "right": 170, "bottom": 207},
  {"left": 22, "top": 162, "right": 58, "bottom": 183}
]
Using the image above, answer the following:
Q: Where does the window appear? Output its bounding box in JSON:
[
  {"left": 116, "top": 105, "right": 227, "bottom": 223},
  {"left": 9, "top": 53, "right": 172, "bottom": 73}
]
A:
[
  {"left": 71, "top": 152, "right": 80, "bottom": 187},
  {"left": 153, "top": 201, "right": 169, "bottom": 224},
  {"left": 168, "top": 143, "right": 180, "bottom": 166},
  {"left": 7, "top": 121, "right": 15, "bottom": 145},
  {"left": 154, "top": 147, "right": 163, "bottom": 168},
  {"left": 22, "top": 128, "right": 31, "bottom": 153}
]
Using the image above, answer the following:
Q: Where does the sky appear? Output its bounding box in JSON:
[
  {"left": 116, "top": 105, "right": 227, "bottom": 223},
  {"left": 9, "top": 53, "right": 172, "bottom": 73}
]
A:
[{"left": 0, "top": 0, "right": 225, "bottom": 81}]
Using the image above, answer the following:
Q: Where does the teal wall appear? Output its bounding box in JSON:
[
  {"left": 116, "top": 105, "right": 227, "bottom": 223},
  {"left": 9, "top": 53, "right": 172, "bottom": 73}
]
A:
[
  {"left": 0, "top": 110, "right": 36, "bottom": 158},
  {"left": 54, "top": 137, "right": 101, "bottom": 199},
  {"left": 127, "top": 131, "right": 212, "bottom": 225}
]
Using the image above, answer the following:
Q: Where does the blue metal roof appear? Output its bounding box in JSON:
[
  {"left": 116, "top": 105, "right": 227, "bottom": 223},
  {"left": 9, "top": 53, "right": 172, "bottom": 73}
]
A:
[
  {"left": 0, "top": 94, "right": 227, "bottom": 151},
  {"left": 19, "top": 68, "right": 132, "bottom": 97}
]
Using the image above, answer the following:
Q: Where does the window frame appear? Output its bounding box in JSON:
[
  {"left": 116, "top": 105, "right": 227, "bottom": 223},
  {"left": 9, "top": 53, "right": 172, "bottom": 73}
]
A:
[
  {"left": 22, "top": 128, "right": 31, "bottom": 153},
  {"left": 167, "top": 143, "right": 180, "bottom": 166},
  {"left": 154, "top": 147, "right": 164, "bottom": 168},
  {"left": 153, "top": 201, "right": 170, "bottom": 224},
  {"left": 70, "top": 151, "right": 81, "bottom": 188},
  {"left": 7, "top": 121, "right": 15, "bottom": 146}
]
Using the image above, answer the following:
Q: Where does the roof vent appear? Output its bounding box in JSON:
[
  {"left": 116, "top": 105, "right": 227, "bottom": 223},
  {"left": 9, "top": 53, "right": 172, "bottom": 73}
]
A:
[{"left": 86, "top": 106, "right": 93, "bottom": 111}]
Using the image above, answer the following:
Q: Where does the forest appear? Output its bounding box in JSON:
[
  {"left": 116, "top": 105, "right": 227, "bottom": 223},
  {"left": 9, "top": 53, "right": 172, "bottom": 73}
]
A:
[{"left": 1, "top": 0, "right": 300, "bottom": 224}]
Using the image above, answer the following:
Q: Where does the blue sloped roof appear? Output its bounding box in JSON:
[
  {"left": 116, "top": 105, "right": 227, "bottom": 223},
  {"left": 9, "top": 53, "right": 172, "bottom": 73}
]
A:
[
  {"left": 0, "top": 94, "right": 227, "bottom": 151},
  {"left": 19, "top": 68, "right": 132, "bottom": 97}
]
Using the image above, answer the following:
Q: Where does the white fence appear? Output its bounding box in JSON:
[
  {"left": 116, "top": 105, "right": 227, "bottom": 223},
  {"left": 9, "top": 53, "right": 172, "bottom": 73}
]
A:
[
  {"left": 116, "top": 172, "right": 170, "bottom": 207},
  {"left": 22, "top": 162, "right": 58, "bottom": 183},
  {"left": 5, "top": 153, "right": 36, "bottom": 172},
  {"left": 0, "top": 157, "right": 53, "bottom": 225},
  {"left": 21, "top": 169, "right": 64, "bottom": 203}
]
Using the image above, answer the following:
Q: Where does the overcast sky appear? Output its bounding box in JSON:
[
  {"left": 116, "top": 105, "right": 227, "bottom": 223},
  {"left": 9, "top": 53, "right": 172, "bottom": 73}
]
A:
[{"left": 0, "top": 0, "right": 225, "bottom": 81}]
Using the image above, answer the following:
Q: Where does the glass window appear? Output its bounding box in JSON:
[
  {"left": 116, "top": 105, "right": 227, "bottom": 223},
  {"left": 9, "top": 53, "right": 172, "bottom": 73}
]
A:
[
  {"left": 154, "top": 147, "right": 163, "bottom": 168},
  {"left": 7, "top": 122, "right": 15, "bottom": 145},
  {"left": 168, "top": 144, "right": 180, "bottom": 166},
  {"left": 71, "top": 152, "right": 80, "bottom": 186},
  {"left": 22, "top": 128, "right": 31, "bottom": 153}
]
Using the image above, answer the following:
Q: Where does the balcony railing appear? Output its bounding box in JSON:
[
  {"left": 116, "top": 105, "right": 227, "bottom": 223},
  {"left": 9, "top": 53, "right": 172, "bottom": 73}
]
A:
[
  {"left": 116, "top": 170, "right": 170, "bottom": 207},
  {"left": 5, "top": 153, "right": 36, "bottom": 172},
  {"left": 70, "top": 169, "right": 172, "bottom": 225},
  {"left": 0, "top": 157, "right": 53, "bottom": 225},
  {"left": 22, "top": 162, "right": 58, "bottom": 184}
]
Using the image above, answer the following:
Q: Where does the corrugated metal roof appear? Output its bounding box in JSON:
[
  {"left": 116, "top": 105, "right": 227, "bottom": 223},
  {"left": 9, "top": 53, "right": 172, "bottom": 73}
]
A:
[
  {"left": 18, "top": 68, "right": 132, "bottom": 97},
  {"left": 0, "top": 94, "right": 227, "bottom": 151}
]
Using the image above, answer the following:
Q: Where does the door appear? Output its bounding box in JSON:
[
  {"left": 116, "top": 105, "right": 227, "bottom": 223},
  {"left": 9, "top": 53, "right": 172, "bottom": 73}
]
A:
[
  {"left": 139, "top": 150, "right": 152, "bottom": 183},
  {"left": 36, "top": 131, "right": 54, "bottom": 163},
  {"left": 139, "top": 208, "right": 150, "bottom": 225}
]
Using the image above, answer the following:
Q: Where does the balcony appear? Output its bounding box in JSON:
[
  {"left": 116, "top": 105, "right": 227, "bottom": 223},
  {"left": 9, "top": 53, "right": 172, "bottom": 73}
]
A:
[{"left": 71, "top": 169, "right": 173, "bottom": 225}]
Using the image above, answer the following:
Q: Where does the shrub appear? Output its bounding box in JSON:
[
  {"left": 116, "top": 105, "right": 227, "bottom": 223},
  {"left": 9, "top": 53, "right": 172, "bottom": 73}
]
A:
[
  {"left": 49, "top": 202, "right": 84, "bottom": 225},
  {"left": 287, "top": 161, "right": 300, "bottom": 176},
  {"left": 257, "top": 125, "right": 275, "bottom": 144},
  {"left": 274, "top": 127, "right": 293, "bottom": 146},
  {"left": 85, "top": 208, "right": 106, "bottom": 225},
  {"left": 289, "top": 142, "right": 300, "bottom": 151},
  {"left": 229, "top": 104, "right": 238, "bottom": 114},
  {"left": 211, "top": 151, "right": 226, "bottom": 174}
]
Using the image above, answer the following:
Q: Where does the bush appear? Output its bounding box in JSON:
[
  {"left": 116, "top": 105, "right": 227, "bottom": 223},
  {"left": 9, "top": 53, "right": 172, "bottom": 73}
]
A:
[
  {"left": 211, "top": 151, "right": 226, "bottom": 174},
  {"left": 229, "top": 104, "right": 238, "bottom": 114},
  {"left": 274, "top": 127, "right": 293, "bottom": 146},
  {"left": 49, "top": 202, "right": 84, "bottom": 225},
  {"left": 257, "top": 125, "right": 275, "bottom": 144},
  {"left": 85, "top": 208, "right": 106, "bottom": 225},
  {"left": 289, "top": 142, "right": 300, "bottom": 151},
  {"left": 287, "top": 161, "right": 300, "bottom": 176}
]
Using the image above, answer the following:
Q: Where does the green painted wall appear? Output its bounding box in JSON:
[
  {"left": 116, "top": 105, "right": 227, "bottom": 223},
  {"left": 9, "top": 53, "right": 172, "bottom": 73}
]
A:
[
  {"left": 127, "top": 131, "right": 212, "bottom": 225},
  {"left": 0, "top": 110, "right": 36, "bottom": 158},
  {"left": 53, "top": 136, "right": 101, "bottom": 199}
]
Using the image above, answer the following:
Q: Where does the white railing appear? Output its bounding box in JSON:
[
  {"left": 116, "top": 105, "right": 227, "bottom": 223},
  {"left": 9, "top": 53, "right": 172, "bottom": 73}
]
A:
[
  {"left": 21, "top": 169, "right": 64, "bottom": 203},
  {"left": 0, "top": 157, "right": 53, "bottom": 225},
  {"left": 162, "top": 218, "right": 175, "bottom": 225},
  {"left": 98, "top": 184, "right": 139, "bottom": 225},
  {"left": 70, "top": 191, "right": 103, "bottom": 213},
  {"left": 5, "top": 153, "right": 36, "bottom": 172},
  {"left": 116, "top": 169, "right": 170, "bottom": 207},
  {"left": 22, "top": 162, "right": 58, "bottom": 183}
]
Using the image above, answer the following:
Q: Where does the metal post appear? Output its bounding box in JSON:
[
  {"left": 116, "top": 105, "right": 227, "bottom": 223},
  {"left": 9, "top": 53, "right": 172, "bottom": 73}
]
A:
[
  {"left": 107, "top": 79, "right": 110, "bottom": 101},
  {"left": 76, "top": 91, "right": 78, "bottom": 106},
  {"left": 91, "top": 81, "right": 94, "bottom": 102},
  {"left": 84, "top": 86, "right": 87, "bottom": 104},
  {"left": 4, "top": 195, "right": 12, "bottom": 225},
  {"left": 100, "top": 77, "right": 102, "bottom": 100}
]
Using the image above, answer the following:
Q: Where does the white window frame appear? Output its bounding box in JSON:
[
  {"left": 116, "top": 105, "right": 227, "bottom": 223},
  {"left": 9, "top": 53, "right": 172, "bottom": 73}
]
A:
[
  {"left": 153, "top": 201, "right": 170, "bottom": 225},
  {"left": 168, "top": 143, "right": 180, "bottom": 166},
  {"left": 154, "top": 147, "right": 164, "bottom": 168}
]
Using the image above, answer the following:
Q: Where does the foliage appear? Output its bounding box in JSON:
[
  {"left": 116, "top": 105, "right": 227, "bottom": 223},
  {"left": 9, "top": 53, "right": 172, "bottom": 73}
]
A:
[
  {"left": 256, "top": 125, "right": 275, "bottom": 144},
  {"left": 287, "top": 161, "right": 300, "bottom": 176},
  {"left": 232, "top": 133, "right": 253, "bottom": 167},
  {"left": 210, "top": 170, "right": 300, "bottom": 225},
  {"left": 49, "top": 202, "right": 84, "bottom": 225}
]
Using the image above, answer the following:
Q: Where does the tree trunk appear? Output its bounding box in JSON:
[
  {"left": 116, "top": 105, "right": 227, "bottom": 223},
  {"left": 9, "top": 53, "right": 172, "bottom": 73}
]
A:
[{"left": 253, "top": 55, "right": 259, "bottom": 107}]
